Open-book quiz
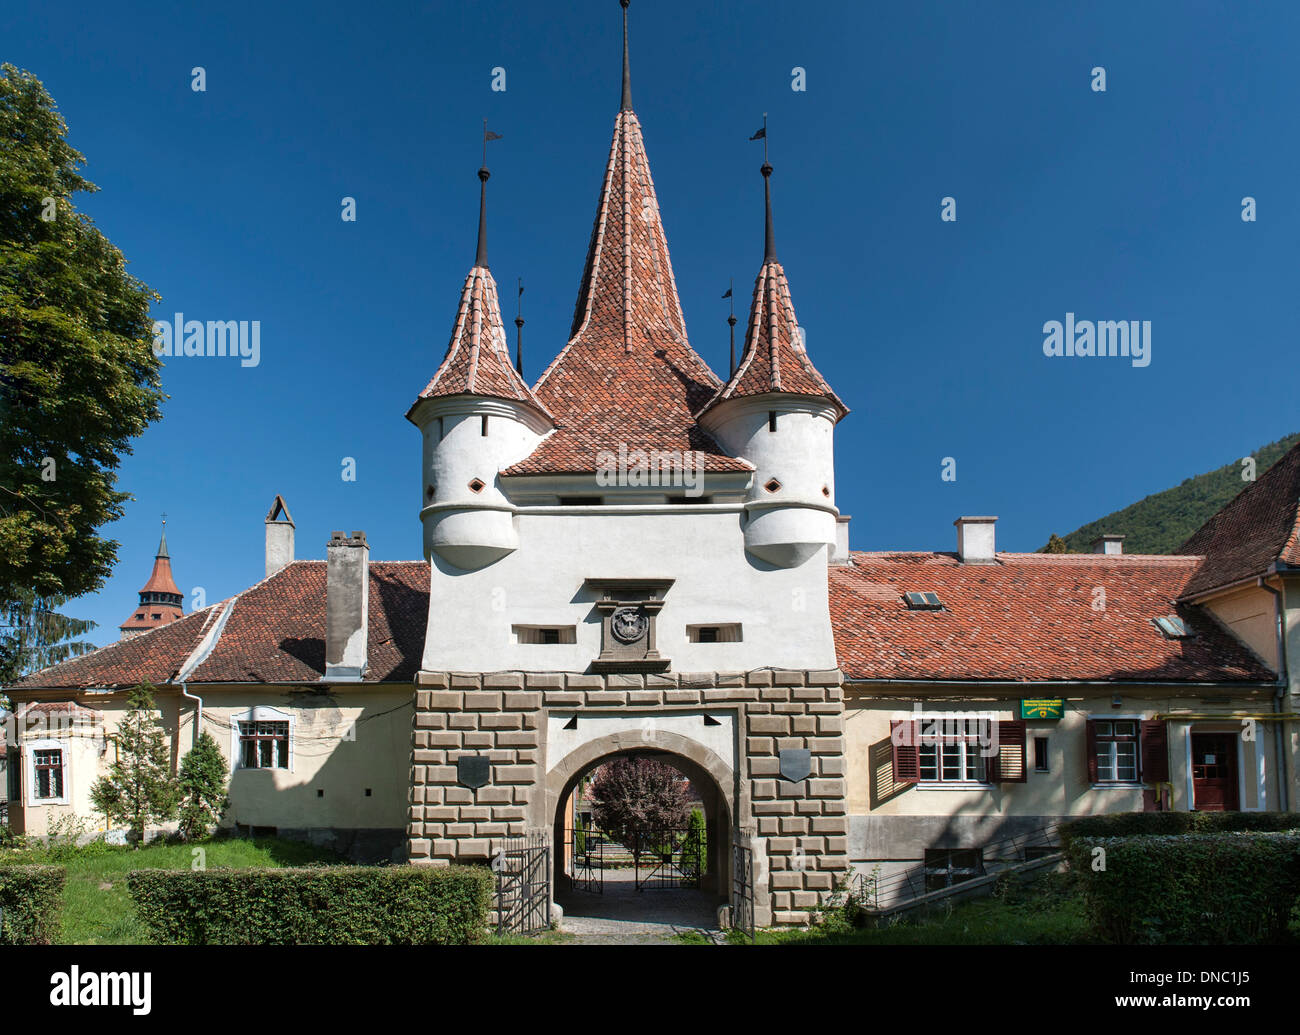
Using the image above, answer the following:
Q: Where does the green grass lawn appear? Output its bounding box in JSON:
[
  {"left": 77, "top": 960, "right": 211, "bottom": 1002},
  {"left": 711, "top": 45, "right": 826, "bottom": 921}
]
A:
[
  {"left": 3, "top": 837, "right": 342, "bottom": 945},
  {"left": 747, "top": 871, "right": 1092, "bottom": 946}
]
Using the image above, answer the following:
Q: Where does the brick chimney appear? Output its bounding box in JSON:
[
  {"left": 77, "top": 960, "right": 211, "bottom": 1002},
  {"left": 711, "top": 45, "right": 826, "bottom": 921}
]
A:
[
  {"left": 324, "top": 531, "right": 369, "bottom": 682},
  {"left": 1091, "top": 534, "right": 1125, "bottom": 555},
  {"left": 265, "top": 495, "right": 295, "bottom": 577},
  {"left": 955, "top": 516, "right": 998, "bottom": 564}
]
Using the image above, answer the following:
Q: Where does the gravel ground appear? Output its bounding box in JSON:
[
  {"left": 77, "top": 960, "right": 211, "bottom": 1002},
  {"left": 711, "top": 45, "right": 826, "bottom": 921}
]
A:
[{"left": 556, "top": 868, "right": 725, "bottom": 944}]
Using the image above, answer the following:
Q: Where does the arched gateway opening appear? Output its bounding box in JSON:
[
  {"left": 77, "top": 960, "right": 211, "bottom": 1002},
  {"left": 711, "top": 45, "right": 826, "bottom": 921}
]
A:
[{"left": 546, "top": 730, "right": 737, "bottom": 935}]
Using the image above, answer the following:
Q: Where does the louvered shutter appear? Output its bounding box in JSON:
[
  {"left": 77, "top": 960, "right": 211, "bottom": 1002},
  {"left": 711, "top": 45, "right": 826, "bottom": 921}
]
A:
[
  {"left": 1140, "top": 720, "right": 1169, "bottom": 782},
  {"left": 1085, "top": 719, "right": 1099, "bottom": 783},
  {"left": 890, "top": 720, "right": 920, "bottom": 784},
  {"left": 992, "top": 720, "right": 1028, "bottom": 783}
]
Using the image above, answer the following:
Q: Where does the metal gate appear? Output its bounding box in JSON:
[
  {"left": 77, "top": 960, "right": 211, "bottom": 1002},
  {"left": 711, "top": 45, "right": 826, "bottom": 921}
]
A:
[
  {"left": 731, "top": 840, "right": 755, "bottom": 941},
  {"left": 495, "top": 831, "right": 551, "bottom": 935},
  {"left": 565, "top": 823, "right": 610, "bottom": 893},
  {"left": 634, "top": 827, "right": 703, "bottom": 890}
]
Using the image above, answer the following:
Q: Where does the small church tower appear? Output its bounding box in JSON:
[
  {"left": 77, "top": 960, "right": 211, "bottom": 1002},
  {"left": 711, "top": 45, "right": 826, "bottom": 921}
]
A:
[
  {"left": 119, "top": 520, "right": 185, "bottom": 639},
  {"left": 406, "top": 153, "right": 553, "bottom": 571},
  {"left": 699, "top": 153, "right": 848, "bottom": 567}
]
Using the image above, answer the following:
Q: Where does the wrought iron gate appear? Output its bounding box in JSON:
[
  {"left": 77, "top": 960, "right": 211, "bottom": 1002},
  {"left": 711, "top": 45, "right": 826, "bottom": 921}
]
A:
[
  {"left": 633, "top": 827, "right": 703, "bottom": 890},
  {"left": 566, "top": 823, "right": 608, "bottom": 893},
  {"left": 495, "top": 831, "right": 551, "bottom": 935},
  {"left": 731, "top": 840, "right": 755, "bottom": 941}
]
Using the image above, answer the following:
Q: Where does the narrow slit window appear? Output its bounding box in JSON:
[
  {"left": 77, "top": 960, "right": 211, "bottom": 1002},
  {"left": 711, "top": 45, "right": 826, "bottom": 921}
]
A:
[
  {"left": 481, "top": 415, "right": 489, "bottom": 436},
  {"left": 687, "top": 623, "right": 742, "bottom": 643},
  {"left": 1034, "top": 736, "right": 1049, "bottom": 773},
  {"left": 513, "top": 625, "right": 577, "bottom": 645},
  {"left": 768, "top": 410, "right": 777, "bottom": 432}
]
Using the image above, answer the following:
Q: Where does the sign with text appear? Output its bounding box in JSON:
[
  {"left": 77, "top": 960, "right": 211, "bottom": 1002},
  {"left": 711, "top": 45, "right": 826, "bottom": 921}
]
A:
[{"left": 1020, "top": 698, "right": 1065, "bottom": 720}]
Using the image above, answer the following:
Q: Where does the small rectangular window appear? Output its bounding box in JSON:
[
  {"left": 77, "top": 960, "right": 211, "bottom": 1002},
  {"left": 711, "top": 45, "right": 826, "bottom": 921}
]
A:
[
  {"left": 687, "top": 623, "right": 742, "bottom": 643},
  {"left": 924, "top": 848, "right": 983, "bottom": 891},
  {"left": 1033, "top": 736, "right": 1049, "bottom": 773},
  {"left": 513, "top": 625, "right": 577, "bottom": 644}
]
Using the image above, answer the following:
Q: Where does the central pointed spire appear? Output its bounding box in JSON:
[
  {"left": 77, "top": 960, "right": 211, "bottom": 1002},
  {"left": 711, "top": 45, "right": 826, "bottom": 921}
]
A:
[
  {"left": 762, "top": 161, "right": 777, "bottom": 263},
  {"left": 620, "top": 0, "right": 632, "bottom": 112}
]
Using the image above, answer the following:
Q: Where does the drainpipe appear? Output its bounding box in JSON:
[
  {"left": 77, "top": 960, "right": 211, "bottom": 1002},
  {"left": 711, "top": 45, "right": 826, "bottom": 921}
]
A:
[
  {"left": 1258, "top": 577, "right": 1290, "bottom": 812},
  {"left": 178, "top": 682, "right": 203, "bottom": 750}
]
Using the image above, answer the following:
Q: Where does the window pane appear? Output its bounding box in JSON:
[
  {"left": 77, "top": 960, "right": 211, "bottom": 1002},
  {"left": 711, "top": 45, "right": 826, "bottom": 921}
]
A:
[
  {"left": 52, "top": 765, "right": 63, "bottom": 798},
  {"left": 919, "top": 744, "right": 937, "bottom": 781},
  {"left": 1116, "top": 743, "right": 1137, "bottom": 781},
  {"left": 275, "top": 738, "right": 288, "bottom": 769},
  {"left": 1097, "top": 745, "right": 1114, "bottom": 782},
  {"left": 1115, "top": 721, "right": 1136, "bottom": 737},
  {"left": 1095, "top": 722, "right": 1112, "bottom": 737}
]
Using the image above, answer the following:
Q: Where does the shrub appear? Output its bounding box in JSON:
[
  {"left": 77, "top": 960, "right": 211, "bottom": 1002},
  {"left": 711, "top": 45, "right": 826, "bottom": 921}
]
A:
[
  {"left": 1065, "top": 831, "right": 1300, "bottom": 944},
  {"left": 1059, "top": 810, "right": 1300, "bottom": 847},
  {"left": 127, "top": 864, "right": 494, "bottom": 945},
  {"left": 176, "top": 732, "right": 230, "bottom": 840},
  {"left": 0, "top": 865, "right": 66, "bottom": 944}
]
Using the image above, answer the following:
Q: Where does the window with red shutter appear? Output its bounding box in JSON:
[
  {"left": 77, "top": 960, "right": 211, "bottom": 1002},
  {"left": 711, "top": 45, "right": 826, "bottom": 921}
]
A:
[
  {"left": 1139, "top": 720, "right": 1169, "bottom": 782},
  {"left": 990, "top": 720, "right": 1028, "bottom": 783},
  {"left": 890, "top": 719, "right": 920, "bottom": 785}
]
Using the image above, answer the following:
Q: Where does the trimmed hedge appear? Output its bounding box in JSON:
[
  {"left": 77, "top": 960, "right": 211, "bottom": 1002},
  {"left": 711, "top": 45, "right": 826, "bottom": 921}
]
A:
[
  {"left": 0, "top": 865, "right": 67, "bottom": 945},
  {"left": 1065, "top": 831, "right": 1300, "bottom": 944},
  {"left": 127, "top": 865, "right": 494, "bottom": 945},
  {"left": 1060, "top": 810, "right": 1300, "bottom": 845}
]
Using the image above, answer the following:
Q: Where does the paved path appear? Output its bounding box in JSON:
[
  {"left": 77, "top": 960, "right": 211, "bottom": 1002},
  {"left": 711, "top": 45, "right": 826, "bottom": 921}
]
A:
[{"left": 557, "top": 868, "right": 725, "bottom": 944}]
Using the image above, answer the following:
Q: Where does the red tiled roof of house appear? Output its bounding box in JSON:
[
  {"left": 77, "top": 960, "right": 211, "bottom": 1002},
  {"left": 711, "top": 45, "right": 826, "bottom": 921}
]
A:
[
  {"left": 12, "top": 562, "right": 429, "bottom": 691},
  {"left": 830, "top": 551, "right": 1274, "bottom": 684},
  {"left": 501, "top": 110, "right": 748, "bottom": 476},
  {"left": 705, "top": 259, "right": 846, "bottom": 419},
  {"left": 1178, "top": 440, "right": 1300, "bottom": 598},
  {"left": 409, "top": 264, "right": 549, "bottom": 417}
]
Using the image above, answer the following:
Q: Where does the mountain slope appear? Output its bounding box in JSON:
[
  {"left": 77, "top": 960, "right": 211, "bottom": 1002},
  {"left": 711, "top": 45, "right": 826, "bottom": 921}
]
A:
[{"left": 1044, "top": 433, "right": 1300, "bottom": 555}]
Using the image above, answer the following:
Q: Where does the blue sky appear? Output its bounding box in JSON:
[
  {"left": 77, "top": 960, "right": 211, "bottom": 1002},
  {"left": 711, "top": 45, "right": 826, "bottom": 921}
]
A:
[{"left": 4, "top": 0, "right": 1297, "bottom": 647}]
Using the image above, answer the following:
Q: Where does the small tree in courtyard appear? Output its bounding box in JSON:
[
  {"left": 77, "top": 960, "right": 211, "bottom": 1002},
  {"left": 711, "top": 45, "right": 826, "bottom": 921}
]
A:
[
  {"left": 89, "top": 684, "right": 178, "bottom": 845},
  {"left": 177, "top": 731, "right": 229, "bottom": 840},
  {"left": 589, "top": 757, "right": 690, "bottom": 861}
]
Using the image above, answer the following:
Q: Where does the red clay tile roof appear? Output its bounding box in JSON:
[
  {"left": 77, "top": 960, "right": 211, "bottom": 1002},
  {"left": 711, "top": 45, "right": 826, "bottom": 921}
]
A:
[
  {"left": 705, "top": 260, "right": 846, "bottom": 419},
  {"left": 830, "top": 551, "right": 1274, "bottom": 684},
  {"left": 502, "top": 110, "right": 748, "bottom": 476},
  {"left": 12, "top": 562, "right": 429, "bottom": 691},
  {"left": 1178, "top": 440, "right": 1300, "bottom": 598},
  {"left": 138, "top": 552, "right": 182, "bottom": 597},
  {"left": 409, "top": 265, "right": 549, "bottom": 416}
]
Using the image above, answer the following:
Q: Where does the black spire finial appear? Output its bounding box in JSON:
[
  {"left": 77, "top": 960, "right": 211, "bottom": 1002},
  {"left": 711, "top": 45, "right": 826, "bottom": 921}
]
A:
[
  {"left": 620, "top": 0, "right": 633, "bottom": 112},
  {"left": 157, "top": 514, "right": 170, "bottom": 558},
  {"left": 759, "top": 114, "right": 776, "bottom": 263},
  {"left": 727, "top": 277, "right": 737, "bottom": 375},
  {"left": 515, "top": 277, "right": 525, "bottom": 375},
  {"left": 475, "top": 119, "right": 501, "bottom": 269}
]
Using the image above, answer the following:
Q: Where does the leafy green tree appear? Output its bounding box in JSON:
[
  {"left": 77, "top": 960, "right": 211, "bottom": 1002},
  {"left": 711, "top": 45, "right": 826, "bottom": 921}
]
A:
[
  {"left": 0, "top": 63, "right": 165, "bottom": 604},
  {"left": 89, "top": 684, "right": 178, "bottom": 845},
  {"left": 1040, "top": 534, "right": 1070, "bottom": 554},
  {"left": 0, "top": 590, "right": 95, "bottom": 693},
  {"left": 176, "top": 732, "right": 230, "bottom": 841}
]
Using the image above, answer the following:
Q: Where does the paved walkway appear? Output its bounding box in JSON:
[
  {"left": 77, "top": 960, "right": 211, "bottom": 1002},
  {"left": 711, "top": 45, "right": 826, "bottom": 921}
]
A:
[{"left": 557, "top": 868, "right": 725, "bottom": 944}]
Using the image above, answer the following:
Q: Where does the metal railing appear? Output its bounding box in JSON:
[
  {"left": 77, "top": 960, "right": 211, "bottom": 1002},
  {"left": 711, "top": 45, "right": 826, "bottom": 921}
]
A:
[{"left": 852, "top": 822, "right": 1062, "bottom": 910}]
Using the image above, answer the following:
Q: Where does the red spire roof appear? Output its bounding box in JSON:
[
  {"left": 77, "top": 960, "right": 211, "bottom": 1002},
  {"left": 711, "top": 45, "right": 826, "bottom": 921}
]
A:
[
  {"left": 707, "top": 259, "right": 847, "bottom": 419},
  {"left": 502, "top": 109, "right": 748, "bottom": 476},
  {"left": 410, "top": 263, "right": 548, "bottom": 415},
  {"left": 139, "top": 529, "right": 182, "bottom": 597},
  {"left": 121, "top": 526, "right": 184, "bottom": 638}
]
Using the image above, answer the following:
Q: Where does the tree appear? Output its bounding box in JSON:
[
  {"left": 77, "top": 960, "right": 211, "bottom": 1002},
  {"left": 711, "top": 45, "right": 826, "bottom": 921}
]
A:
[
  {"left": 1040, "top": 533, "right": 1070, "bottom": 554},
  {"left": 89, "top": 684, "right": 177, "bottom": 845},
  {"left": 0, "top": 590, "right": 95, "bottom": 694},
  {"left": 686, "top": 807, "right": 707, "bottom": 875},
  {"left": 0, "top": 64, "right": 165, "bottom": 604},
  {"left": 176, "top": 732, "right": 229, "bottom": 841},
  {"left": 589, "top": 757, "right": 690, "bottom": 860}
]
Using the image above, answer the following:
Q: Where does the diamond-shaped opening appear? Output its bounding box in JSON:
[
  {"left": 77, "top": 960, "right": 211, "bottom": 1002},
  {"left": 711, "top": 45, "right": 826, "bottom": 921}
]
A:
[
  {"left": 468, "top": 478, "right": 486, "bottom": 494},
  {"left": 764, "top": 478, "right": 782, "bottom": 493},
  {"left": 821, "top": 485, "right": 830, "bottom": 497}
]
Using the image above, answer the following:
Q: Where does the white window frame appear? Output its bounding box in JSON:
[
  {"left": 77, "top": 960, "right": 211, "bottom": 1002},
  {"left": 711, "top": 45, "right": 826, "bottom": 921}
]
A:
[
  {"left": 917, "top": 720, "right": 988, "bottom": 789},
  {"left": 230, "top": 705, "right": 294, "bottom": 774},
  {"left": 25, "top": 738, "right": 70, "bottom": 806},
  {"left": 1090, "top": 714, "right": 1144, "bottom": 788}
]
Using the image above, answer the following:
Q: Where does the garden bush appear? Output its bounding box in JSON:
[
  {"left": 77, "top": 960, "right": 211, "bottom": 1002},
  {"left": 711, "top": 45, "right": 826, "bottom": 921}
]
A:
[
  {"left": 1059, "top": 810, "right": 1300, "bottom": 846},
  {"left": 0, "top": 865, "right": 67, "bottom": 944},
  {"left": 1065, "top": 831, "right": 1300, "bottom": 944},
  {"left": 127, "top": 864, "right": 494, "bottom": 945}
]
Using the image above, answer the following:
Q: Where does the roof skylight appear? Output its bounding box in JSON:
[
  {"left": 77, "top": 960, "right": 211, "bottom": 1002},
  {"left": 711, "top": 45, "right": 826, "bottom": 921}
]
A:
[
  {"left": 1154, "top": 615, "right": 1192, "bottom": 639},
  {"left": 904, "top": 592, "right": 944, "bottom": 611}
]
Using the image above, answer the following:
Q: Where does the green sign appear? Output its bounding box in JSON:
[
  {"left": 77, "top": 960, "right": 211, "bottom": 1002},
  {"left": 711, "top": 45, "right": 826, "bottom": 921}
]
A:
[{"left": 1020, "top": 698, "right": 1064, "bottom": 720}]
